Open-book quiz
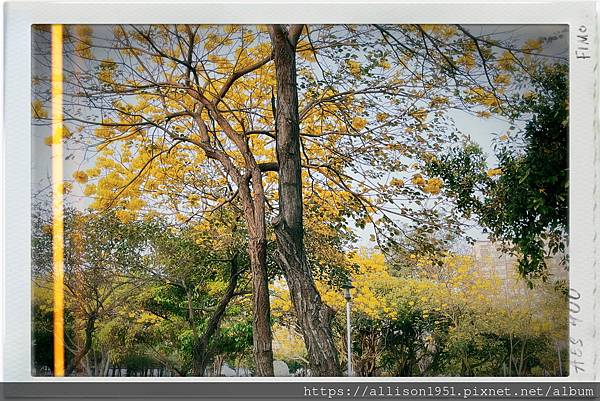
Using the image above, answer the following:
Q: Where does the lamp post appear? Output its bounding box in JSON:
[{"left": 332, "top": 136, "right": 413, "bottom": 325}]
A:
[{"left": 342, "top": 281, "right": 355, "bottom": 377}]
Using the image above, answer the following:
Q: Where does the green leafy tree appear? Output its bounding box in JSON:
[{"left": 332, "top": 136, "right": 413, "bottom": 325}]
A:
[
  {"left": 32, "top": 208, "right": 147, "bottom": 375},
  {"left": 133, "top": 215, "right": 252, "bottom": 376},
  {"left": 425, "top": 63, "right": 568, "bottom": 281}
]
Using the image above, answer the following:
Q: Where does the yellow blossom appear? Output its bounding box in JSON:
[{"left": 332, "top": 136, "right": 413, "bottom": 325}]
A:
[
  {"left": 410, "top": 109, "right": 428, "bottom": 123},
  {"left": 493, "top": 74, "right": 511, "bottom": 85},
  {"left": 390, "top": 178, "right": 405, "bottom": 187},
  {"left": 522, "top": 38, "right": 543, "bottom": 52},
  {"left": 83, "top": 184, "right": 96, "bottom": 197},
  {"left": 346, "top": 60, "right": 361, "bottom": 78},
  {"left": 115, "top": 209, "right": 134, "bottom": 224},
  {"left": 423, "top": 177, "right": 443, "bottom": 194},
  {"left": 351, "top": 116, "right": 368, "bottom": 131},
  {"left": 379, "top": 58, "right": 391, "bottom": 69},
  {"left": 72, "top": 171, "right": 89, "bottom": 184},
  {"left": 497, "top": 51, "right": 515, "bottom": 71},
  {"left": 376, "top": 112, "right": 389, "bottom": 122},
  {"left": 60, "top": 182, "right": 73, "bottom": 194},
  {"left": 95, "top": 126, "right": 113, "bottom": 139},
  {"left": 32, "top": 99, "right": 48, "bottom": 119},
  {"left": 411, "top": 174, "right": 426, "bottom": 186}
]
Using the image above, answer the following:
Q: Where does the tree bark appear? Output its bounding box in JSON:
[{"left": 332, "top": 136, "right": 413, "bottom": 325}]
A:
[
  {"left": 247, "top": 232, "right": 275, "bottom": 376},
  {"left": 268, "top": 24, "right": 342, "bottom": 376},
  {"left": 238, "top": 174, "right": 275, "bottom": 376}
]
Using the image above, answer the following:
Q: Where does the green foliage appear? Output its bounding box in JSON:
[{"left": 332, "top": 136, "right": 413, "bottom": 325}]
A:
[
  {"left": 32, "top": 287, "right": 55, "bottom": 375},
  {"left": 425, "top": 63, "right": 568, "bottom": 281},
  {"left": 31, "top": 206, "right": 254, "bottom": 376}
]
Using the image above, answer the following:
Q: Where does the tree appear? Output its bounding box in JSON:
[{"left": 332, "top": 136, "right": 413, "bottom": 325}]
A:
[
  {"left": 268, "top": 24, "right": 342, "bottom": 375},
  {"left": 136, "top": 214, "right": 252, "bottom": 376},
  {"left": 425, "top": 63, "right": 568, "bottom": 281},
  {"left": 32, "top": 204, "right": 257, "bottom": 376},
  {"left": 32, "top": 284, "right": 66, "bottom": 375},
  {"left": 32, "top": 24, "right": 558, "bottom": 374},
  {"left": 32, "top": 208, "right": 147, "bottom": 375}
]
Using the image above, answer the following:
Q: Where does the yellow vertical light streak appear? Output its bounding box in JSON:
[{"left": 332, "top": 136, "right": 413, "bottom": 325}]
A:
[{"left": 51, "top": 24, "right": 65, "bottom": 377}]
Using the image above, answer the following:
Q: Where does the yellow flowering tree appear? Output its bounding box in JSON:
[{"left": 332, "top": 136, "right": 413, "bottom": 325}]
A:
[
  {"left": 32, "top": 24, "right": 555, "bottom": 375},
  {"left": 272, "top": 249, "right": 567, "bottom": 376}
]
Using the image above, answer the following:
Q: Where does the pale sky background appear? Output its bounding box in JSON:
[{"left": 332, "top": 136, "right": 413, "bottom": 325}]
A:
[{"left": 31, "top": 24, "right": 569, "bottom": 248}]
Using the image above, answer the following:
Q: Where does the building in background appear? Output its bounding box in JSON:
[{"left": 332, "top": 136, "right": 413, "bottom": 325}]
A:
[{"left": 473, "top": 240, "right": 568, "bottom": 295}]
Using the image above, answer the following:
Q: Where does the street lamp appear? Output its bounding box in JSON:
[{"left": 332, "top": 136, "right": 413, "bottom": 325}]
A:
[{"left": 341, "top": 280, "right": 355, "bottom": 377}]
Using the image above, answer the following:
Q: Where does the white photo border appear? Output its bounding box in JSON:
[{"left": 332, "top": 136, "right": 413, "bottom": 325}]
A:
[{"left": 2, "top": 0, "right": 598, "bottom": 383}]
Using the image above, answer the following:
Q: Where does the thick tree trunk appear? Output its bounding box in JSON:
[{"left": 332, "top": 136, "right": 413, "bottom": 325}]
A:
[
  {"left": 191, "top": 341, "right": 209, "bottom": 376},
  {"left": 269, "top": 24, "right": 342, "bottom": 376}
]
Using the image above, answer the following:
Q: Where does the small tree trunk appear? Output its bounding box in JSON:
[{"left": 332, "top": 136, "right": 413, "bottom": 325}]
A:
[
  {"left": 269, "top": 24, "right": 342, "bottom": 376},
  {"left": 190, "top": 253, "right": 272, "bottom": 376},
  {"left": 237, "top": 170, "right": 275, "bottom": 376},
  {"left": 67, "top": 312, "right": 97, "bottom": 375},
  {"left": 248, "top": 233, "right": 275, "bottom": 376},
  {"left": 101, "top": 349, "right": 111, "bottom": 376}
]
